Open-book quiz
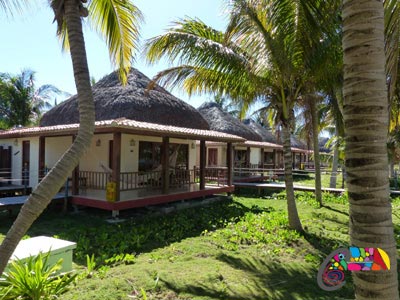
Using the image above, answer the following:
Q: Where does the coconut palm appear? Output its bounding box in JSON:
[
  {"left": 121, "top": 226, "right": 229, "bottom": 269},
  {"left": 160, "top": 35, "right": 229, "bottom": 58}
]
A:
[
  {"left": 0, "top": 0, "right": 142, "bottom": 275},
  {"left": 320, "top": 90, "right": 345, "bottom": 188},
  {"left": 343, "top": 0, "right": 399, "bottom": 298},
  {"left": 145, "top": 0, "right": 338, "bottom": 231},
  {"left": 0, "top": 69, "right": 62, "bottom": 127}
]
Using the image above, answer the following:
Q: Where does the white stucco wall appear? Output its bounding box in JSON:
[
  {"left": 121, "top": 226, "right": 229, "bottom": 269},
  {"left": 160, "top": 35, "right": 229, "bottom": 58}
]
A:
[
  {"left": 79, "top": 134, "right": 196, "bottom": 173},
  {"left": 79, "top": 134, "right": 113, "bottom": 172},
  {"left": 196, "top": 144, "right": 228, "bottom": 167},
  {"left": 45, "top": 136, "right": 73, "bottom": 169},
  {"left": 121, "top": 134, "right": 139, "bottom": 172}
]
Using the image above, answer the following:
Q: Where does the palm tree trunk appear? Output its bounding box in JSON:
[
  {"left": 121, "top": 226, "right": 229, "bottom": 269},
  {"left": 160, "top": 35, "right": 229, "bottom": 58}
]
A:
[
  {"left": 343, "top": 0, "right": 399, "bottom": 298},
  {"left": 329, "top": 128, "right": 339, "bottom": 188},
  {"left": 309, "top": 97, "right": 322, "bottom": 206},
  {"left": 282, "top": 123, "right": 303, "bottom": 231},
  {"left": 0, "top": 0, "right": 95, "bottom": 275}
]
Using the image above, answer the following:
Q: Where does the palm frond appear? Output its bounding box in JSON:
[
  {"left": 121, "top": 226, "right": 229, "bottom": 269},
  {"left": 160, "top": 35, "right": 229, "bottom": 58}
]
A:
[
  {"left": 145, "top": 17, "right": 251, "bottom": 74},
  {"left": 0, "top": 0, "right": 28, "bottom": 17},
  {"left": 87, "top": 0, "right": 143, "bottom": 84}
]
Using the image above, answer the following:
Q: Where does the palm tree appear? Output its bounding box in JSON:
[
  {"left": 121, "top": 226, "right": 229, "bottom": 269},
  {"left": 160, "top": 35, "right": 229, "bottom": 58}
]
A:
[
  {"left": 321, "top": 92, "right": 345, "bottom": 189},
  {"left": 0, "top": 69, "right": 61, "bottom": 127},
  {"left": 342, "top": 0, "right": 399, "bottom": 298},
  {"left": 0, "top": 0, "right": 142, "bottom": 275},
  {"left": 145, "top": 0, "right": 338, "bottom": 231}
]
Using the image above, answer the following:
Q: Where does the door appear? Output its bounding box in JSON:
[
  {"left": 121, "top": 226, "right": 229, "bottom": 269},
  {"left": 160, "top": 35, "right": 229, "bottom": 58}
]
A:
[
  {"left": 109, "top": 140, "right": 114, "bottom": 170},
  {"left": 0, "top": 146, "right": 12, "bottom": 185},
  {"left": 22, "top": 141, "right": 30, "bottom": 186}
]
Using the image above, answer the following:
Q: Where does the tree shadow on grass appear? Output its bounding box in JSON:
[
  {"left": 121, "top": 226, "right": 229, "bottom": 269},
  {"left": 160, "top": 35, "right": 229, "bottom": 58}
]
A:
[
  {"left": 322, "top": 205, "right": 349, "bottom": 217},
  {"left": 302, "top": 231, "right": 349, "bottom": 258},
  {"left": 161, "top": 253, "right": 354, "bottom": 300},
  {"left": 0, "top": 198, "right": 263, "bottom": 264}
]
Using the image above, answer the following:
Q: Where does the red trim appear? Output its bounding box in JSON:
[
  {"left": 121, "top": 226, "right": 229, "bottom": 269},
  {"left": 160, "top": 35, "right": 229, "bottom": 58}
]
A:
[{"left": 70, "top": 186, "right": 234, "bottom": 211}]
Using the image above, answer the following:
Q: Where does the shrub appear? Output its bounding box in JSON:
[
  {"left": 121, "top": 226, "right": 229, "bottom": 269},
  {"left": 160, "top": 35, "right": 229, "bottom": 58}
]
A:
[{"left": 0, "top": 252, "right": 76, "bottom": 300}]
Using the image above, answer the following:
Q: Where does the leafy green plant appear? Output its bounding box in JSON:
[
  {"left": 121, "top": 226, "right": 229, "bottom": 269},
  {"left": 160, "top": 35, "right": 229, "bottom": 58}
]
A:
[
  {"left": 104, "top": 253, "right": 135, "bottom": 266},
  {"left": 83, "top": 254, "right": 96, "bottom": 279},
  {"left": 207, "top": 211, "right": 301, "bottom": 250},
  {"left": 295, "top": 191, "right": 320, "bottom": 208},
  {"left": 0, "top": 252, "right": 76, "bottom": 300},
  {"left": 322, "top": 192, "right": 348, "bottom": 204}
]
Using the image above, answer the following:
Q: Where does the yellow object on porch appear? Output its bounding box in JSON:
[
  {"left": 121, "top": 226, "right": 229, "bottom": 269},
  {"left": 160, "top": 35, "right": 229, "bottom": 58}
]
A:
[{"left": 106, "top": 182, "right": 117, "bottom": 202}]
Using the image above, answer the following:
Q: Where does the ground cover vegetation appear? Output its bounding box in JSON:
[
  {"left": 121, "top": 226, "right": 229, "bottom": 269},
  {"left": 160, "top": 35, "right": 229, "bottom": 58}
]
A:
[{"left": 0, "top": 192, "right": 398, "bottom": 299}]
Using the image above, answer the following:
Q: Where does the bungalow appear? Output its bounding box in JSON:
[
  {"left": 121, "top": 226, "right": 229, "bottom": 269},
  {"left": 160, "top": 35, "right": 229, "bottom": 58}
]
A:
[
  {"left": 196, "top": 102, "right": 281, "bottom": 181},
  {"left": 0, "top": 69, "right": 244, "bottom": 216},
  {"left": 196, "top": 102, "right": 310, "bottom": 182}
]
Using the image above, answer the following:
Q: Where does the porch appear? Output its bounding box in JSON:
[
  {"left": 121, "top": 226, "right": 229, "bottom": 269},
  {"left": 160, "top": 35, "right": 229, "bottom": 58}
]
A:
[
  {"left": 71, "top": 183, "right": 234, "bottom": 212},
  {"left": 71, "top": 166, "right": 231, "bottom": 206}
]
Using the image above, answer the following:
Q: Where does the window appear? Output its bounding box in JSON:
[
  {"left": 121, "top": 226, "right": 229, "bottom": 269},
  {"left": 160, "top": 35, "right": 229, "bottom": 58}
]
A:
[
  {"left": 234, "top": 149, "right": 247, "bottom": 167},
  {"left": 139, "top": 142, "right": 188, "bottom": 172},
  {"left": 264, "top": 151, "right": 274, "bottom": 164},
  {"left": 208, "top": 148, "right": 218, "bottom": 166},
  {"left": 173, "top": 144, "right": 189, "bottom": 169},
  {"left": 139, "top": 142, "right": 161, "bottom": 172}
]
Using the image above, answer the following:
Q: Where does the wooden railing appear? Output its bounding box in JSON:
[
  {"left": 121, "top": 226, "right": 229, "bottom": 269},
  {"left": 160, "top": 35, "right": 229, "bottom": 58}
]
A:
[
  {"left": 0, "top": 168, "right": 12, "bottom": 185},
  {"left": 79, "top": 171, "right": 110, "bottom": 190},
  {"left": 78, "top": 169, "right": 196, "bottom": 191},
  {"left": 194, "top": 166, "right": 229, "bottom": 186},
  {"left": 120, "top": 170, "right": 162, "bottom": 191},
  {"left": 233, "top": 167, "right": 278, "bottom": 180},
  {"left": 169, "top": 169, "right": 195, "bottom": 188}
]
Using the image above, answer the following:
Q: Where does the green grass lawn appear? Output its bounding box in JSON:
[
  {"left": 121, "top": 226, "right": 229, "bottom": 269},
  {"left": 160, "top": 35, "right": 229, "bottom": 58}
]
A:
[
  {"left": 292, "top": 172, "right": 344, "bottom": 189},
  {"left": 0, "top": 193, "right": 399, "bottom": 300}
]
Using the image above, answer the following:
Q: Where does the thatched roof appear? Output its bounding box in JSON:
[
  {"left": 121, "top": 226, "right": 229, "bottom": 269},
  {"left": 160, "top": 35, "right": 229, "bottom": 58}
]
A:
[
  {"left": 319, "top": 137, "right": 331, "bottom": 153},
  {"left": 242, "top": 119, "right": 279, "bottom": 144},
  {"left": 40, "top": 68, "right": 209, "bottom": 130},
  {"left": 197, "top": 102, "right": 262, "bottom": 141},
  {"left": 290, "top": 135, "right": 308, "bottom": 150}
]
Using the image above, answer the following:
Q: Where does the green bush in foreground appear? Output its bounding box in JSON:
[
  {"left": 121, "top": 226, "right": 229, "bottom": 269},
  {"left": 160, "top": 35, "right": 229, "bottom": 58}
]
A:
[{"left": 0, "top": 252, "right": 76, "bottom": 300}]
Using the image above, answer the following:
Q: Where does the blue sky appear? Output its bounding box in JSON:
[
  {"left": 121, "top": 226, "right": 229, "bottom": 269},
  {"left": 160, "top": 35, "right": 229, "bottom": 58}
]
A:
[{"left": 0, "top": 0, "right": 228, "bottom": 108}]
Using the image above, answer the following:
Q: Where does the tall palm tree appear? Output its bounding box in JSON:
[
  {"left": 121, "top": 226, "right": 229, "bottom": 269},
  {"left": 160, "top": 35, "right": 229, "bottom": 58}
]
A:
[
  {"left": 0, "top": 0, "right": 142, "bottom": 275},
  {"left": 0, "top": 69, "right": 60, "bottom": 127},
  {"left": 343, "top": 0, "right": 399, "bottom": 298},
  {"left": 145, "top": 0, "right": 338, "bottom": 231}
]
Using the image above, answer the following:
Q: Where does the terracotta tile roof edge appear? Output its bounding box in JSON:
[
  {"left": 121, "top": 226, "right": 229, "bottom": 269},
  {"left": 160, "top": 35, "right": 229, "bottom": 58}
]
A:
[
  {"left": 0, "top": 118, "right": 245, "bottom": 142},
  {"left": 242, "top": 140, "right": 283, "bottom": 149}
]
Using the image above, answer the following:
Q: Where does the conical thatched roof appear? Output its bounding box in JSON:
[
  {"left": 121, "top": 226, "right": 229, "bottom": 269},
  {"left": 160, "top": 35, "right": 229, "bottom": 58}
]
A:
[
  {"left": 290, "top": 135, "right": 308, "bottom": 150},
  {"left": 242, "top": 119, "right": 279, "bottom": 144},
  {"left": 40, "top": 69, "right": 210, "bottom": 130},
  {"left": 319, "top": 137, "right": 330, "bottom": 153},
  {"left": 197, "top": 102, "right": 262, "bottom": 141}
]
